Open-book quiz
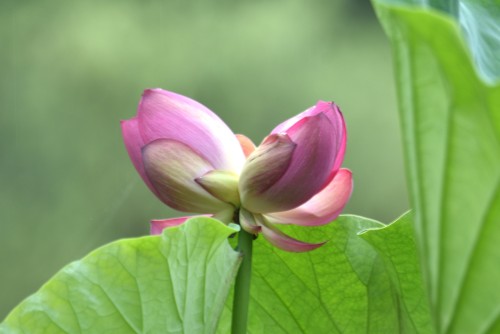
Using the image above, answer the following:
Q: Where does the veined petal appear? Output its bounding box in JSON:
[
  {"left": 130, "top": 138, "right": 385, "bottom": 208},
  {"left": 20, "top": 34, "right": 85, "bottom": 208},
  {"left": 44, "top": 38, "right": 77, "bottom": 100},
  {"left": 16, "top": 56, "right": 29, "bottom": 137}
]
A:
[
  {"left": 266, "top": 168, "right": 353, "bottom": 226},
  {"left": 150, "top": 215, "right": 210, "bottom": 235},
  {"left": 239, "top": 133, "right": 296, "bottom": 212},
  {"left": 332, "top": 111, "right": 347, "bottom": 174},
  {"left": 142, "top": 139, "right": 233, "bottom": 213},
  {"left": 121, "top": 117, "right": 160, "bottom": 197},
  {"left": 236, "top": 134, "right": 256, "bottom": 158},
  {"left": 241, "top": 112, "right": 338, "bottom": 213},
  {"left": 272, "top": 101, "right": 346, "bottom": 182},
  {"left": 255, "top": 215, "right": 326, "bottom": 252},
  {"left": 137, "top": 89, "right": 245, "bottom": 172}
]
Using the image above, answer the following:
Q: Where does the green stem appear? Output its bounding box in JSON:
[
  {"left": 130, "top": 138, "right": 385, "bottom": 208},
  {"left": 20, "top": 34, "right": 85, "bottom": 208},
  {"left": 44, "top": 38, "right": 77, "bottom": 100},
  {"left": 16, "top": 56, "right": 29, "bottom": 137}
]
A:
[{"left": 231, "top": 229, "right": 253, "bottom": 334}]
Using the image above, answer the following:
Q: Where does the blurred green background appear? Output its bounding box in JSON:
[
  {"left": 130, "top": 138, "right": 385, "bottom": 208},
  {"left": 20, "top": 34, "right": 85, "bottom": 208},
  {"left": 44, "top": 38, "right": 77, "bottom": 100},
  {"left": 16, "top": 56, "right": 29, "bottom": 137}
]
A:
[{"left": 1, "top": 0, "right": 407, "bottom": 318}]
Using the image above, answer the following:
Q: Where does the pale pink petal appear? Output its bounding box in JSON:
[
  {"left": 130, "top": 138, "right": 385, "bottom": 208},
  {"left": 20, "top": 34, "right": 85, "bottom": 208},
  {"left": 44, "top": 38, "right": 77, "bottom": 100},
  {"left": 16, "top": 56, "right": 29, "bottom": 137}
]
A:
[
  {"left": 137, "top": 89, "right": 245, "bottom": 172},
  {"left": 266, "top": 168, "right": 353, "bottom": 226},
  {"left": 142, "top": 139, "right": 233, "bottom": 213},
  {"left": 120, "top": 117, "right": 160, "bottom": 197},
  {"left": 255, "top": 215, "right": 326, "bottom": 252},
  {"left": 150, "top": 215, "right": 211, "bottom": 235},
  {"left": 236, "top": 134, "right": 256, "bottom": 158},
  {"left": 241, "top": 113, "right": 338, "bottom": 213},
  {"left": 239, "top": 209, "right": 261, "bottom": 235}
]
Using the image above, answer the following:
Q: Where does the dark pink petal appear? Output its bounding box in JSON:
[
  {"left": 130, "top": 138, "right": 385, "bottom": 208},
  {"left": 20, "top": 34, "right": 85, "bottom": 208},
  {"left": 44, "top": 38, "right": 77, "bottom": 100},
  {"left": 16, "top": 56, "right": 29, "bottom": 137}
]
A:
[
  {"left": 332, "top": 111, "right": 347, "bottom": 174},
  {"left": 266, "top": 168, "right": 353, "bottom": 226},
  {"left": 239, "top": 134, "right": 296, "bottom": 212},
  {"left": 150, "top": 215, "right": 211, "bottom": 235},
  {"left": 241, "top": 112, "right": 338, "bottom": 213},
  {"left": 272, "top": 101, "right": 346, "bottom": 184},
  {"left": 255, "top": 215, "right": 326, "bottom": 252},
  {"left": 121, "top": 117, "right": 160, "bottom": 197},
  {"left": 142, "top": 139, "right": 233, "bottom": 213},
  {"left": 137, "top": 89, "right": 245, "bottom": 172}
]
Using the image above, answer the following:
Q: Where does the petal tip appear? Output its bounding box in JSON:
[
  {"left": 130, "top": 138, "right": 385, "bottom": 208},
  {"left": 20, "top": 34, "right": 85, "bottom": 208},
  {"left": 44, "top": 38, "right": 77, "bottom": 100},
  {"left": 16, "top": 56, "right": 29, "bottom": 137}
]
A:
[
  {"left": 340, "top": 168, "right": 353, "bottom": 177},
  {"left": 150, "top": 216, "right": 196, "bottom": 235},
  {"left": 142, "top": 88, "right": 185, "bottom": 101},
  {"left": 236, "top": 134, "right": 256, "bottom": 158},
  {"left": 143, "top": 88, "right": 164, "bottom": 96},
  {"left": 263, "top": 228, "right": 327, "bottom": 252},
  {"left": 239, "top": 209, "right": 262, "bottom": 235},
  {"left": 256, "top": 215, "right": 328, "bottom": 252},
  {"left": 315, "top": 100, "right": 332, "bottom": 109},
  {"left": 120, "top": 116, "right": 137, "bottom": 126},
  {"left": 314, "top": 101, "right": 343, "bottom": 119},
  {"left": 140, "top": 88, "right": 173, "bottom": 107}
]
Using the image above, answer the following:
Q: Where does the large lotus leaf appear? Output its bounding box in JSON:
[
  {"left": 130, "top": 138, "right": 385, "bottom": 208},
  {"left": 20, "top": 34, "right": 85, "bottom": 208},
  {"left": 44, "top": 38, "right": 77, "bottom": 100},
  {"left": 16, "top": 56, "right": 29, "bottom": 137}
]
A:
[
  {"left": 218, "top": 214, "right": 431, "bottom": 333},
  {"left": 372, "top": 0, "right": 500, "bottom": 332},
  {"left": 1, "top": 218, "right": 241, "bottom": 334},
  {"left": 361, "top": 212, "right": 434, "bottom": 333}
]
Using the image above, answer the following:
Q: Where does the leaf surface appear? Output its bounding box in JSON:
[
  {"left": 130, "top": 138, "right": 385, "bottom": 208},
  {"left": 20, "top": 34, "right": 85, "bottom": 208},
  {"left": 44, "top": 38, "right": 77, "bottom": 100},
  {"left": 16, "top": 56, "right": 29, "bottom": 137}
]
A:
[
  {"left": 218, "top": 214, "right": 431, "bottom": 333},
  {"left": 1, "top": 218, "right": 241, "bottom": 334},
  {"left": 361, "top": 212, "right": 433, "bottom": 333},
  {"left": 372, "top": 0, "right": 500, "bottom": 332}
]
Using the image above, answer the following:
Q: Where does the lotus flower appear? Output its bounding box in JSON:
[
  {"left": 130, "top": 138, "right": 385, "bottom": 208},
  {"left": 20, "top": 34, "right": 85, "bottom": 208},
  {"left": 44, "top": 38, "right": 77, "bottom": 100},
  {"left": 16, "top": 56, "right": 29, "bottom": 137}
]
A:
[{"left": 121, "top": 88, "right": 352, "bottom": 252}]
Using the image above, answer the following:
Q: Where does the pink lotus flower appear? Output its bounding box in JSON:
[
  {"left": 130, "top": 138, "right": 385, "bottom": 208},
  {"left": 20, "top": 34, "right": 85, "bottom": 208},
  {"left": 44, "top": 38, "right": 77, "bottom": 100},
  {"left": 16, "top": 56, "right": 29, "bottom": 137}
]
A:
[{"left": 121, "top": 88, "right": 352, "bottom": 252}]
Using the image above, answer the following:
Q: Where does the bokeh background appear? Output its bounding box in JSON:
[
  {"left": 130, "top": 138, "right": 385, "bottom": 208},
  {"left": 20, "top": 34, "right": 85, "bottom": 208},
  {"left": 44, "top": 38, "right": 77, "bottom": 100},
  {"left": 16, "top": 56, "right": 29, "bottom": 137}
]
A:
[{"left": 1, "top": 0, "right": 407, "bottom": 318}]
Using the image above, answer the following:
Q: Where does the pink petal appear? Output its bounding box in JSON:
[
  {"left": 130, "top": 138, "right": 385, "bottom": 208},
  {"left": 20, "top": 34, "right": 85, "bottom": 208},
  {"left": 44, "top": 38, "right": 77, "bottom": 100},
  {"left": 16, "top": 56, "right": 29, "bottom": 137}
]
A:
[
  {"left": 332, "top": 111, "right": 347, "bottom": 174},
  {"left": 236, "top": 134, "right": 256, "bottom": 158},
  {"left": 121, "top": 117, "right": 160, "bottom": 197},
  {"left": 241, "top": 112, "right": 339, "bottom": 213},
  {"left": 150, "top": 215, "right": 211, "bottom": 235},
  {"left": 137, "top": 89, "right": 245, "bottom": 172},
  {"left": 239, "top": 134, "right": 296, "bottom": 212},
  {"left": 266, "top": 168, "right": 353, "bottom": 226},
  {"left": 255, "top": 215, "right": 326, "bottom": 252},
  {"left": 142, "top": 139, "right": 233, "bottom": 213},
  {"left": 272, "top": 101, "right": 346, "bottom": 182}
]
